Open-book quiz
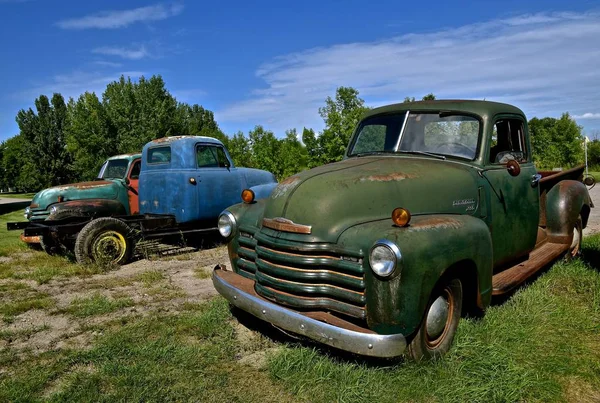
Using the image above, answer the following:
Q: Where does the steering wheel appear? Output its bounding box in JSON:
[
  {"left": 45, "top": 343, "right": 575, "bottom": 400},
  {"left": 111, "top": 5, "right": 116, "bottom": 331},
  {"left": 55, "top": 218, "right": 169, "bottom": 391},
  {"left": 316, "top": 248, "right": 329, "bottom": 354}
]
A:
[{"left": 433, "top": 142, "right": 474, "bottom": 156}]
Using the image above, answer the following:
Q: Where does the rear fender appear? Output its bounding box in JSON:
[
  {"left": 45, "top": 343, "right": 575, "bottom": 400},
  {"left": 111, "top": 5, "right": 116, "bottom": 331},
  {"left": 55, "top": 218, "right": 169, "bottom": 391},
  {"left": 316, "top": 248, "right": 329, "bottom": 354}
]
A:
[
  {"left": 338, "top": 214, "right": 493, "bottom": 336},
  {"left": 546, "top": 180, "right": 592, "bottom": 243},
  {"left": 47, "top": 199, "right": 127, "bottom": 220}
]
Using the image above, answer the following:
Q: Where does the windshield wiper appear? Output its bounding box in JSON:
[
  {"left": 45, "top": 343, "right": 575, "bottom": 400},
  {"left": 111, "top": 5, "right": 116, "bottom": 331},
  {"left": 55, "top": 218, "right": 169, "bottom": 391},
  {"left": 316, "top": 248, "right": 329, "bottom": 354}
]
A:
[
  {"left": 396, "top": 150, "right": 446, "bottom": 160},
  {"left": 351, "top": 151, "right": 396, "bottom": 157}
]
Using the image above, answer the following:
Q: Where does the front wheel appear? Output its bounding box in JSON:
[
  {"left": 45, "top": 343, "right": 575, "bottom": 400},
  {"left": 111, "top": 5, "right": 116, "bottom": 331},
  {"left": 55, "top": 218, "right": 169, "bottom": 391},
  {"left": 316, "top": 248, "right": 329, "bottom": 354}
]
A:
[
  {"left": 407, "top": 278, "right": 462, "bottom": 361},
  {"left": 74, "top": 217, "right": 134, "bottom": 265}
]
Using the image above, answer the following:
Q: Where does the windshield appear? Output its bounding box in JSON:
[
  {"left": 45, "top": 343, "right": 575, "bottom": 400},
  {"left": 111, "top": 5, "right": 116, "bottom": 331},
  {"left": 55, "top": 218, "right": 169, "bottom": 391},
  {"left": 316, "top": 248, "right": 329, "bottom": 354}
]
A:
[
  {"left": 349, "top": 112, "right": 480, "bottom": 160},
  {"left": 98, "top": 159, "right": 129, "bottom": 179}
]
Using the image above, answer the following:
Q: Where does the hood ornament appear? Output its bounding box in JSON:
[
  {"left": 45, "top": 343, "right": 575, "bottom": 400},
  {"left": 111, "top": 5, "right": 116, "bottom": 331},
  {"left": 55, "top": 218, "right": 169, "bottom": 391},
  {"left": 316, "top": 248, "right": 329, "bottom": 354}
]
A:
[{"left": 263, "top": 217, "right": 312, "bottom": 234}]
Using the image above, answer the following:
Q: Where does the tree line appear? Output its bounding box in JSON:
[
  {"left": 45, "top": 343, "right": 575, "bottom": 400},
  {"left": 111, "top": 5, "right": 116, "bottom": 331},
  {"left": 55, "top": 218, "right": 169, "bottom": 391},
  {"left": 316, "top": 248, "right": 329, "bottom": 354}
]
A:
[{"left": 0, "top": 74, "right": 594, "bottom": 192}]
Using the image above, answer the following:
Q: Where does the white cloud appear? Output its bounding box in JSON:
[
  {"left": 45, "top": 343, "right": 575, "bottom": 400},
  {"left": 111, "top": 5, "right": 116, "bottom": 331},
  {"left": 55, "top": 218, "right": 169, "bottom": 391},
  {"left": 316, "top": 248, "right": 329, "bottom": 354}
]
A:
[
  {"left": 92, "top": 60, "right": 123, "bottom": 68},
  {"left": 573, "top": 113, "right": 600, "bottom": 120},
  {"left": 16, "top": 70, "right": 147, "bottom": 102},
  {"left": 217, "top": 11, "right": 600, "bottom": 135},
  {"left": 56, "top": 2, "right": 183, "bottom": 30},
  {"left": 92, "top": 45, "right": 149, "bottom": 60}
]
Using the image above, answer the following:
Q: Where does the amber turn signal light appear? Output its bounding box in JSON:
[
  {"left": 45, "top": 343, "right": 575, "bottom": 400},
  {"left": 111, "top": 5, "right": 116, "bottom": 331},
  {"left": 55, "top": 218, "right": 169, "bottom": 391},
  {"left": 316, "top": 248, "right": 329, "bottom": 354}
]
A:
[
  {"left": 392, "top": 207, "right": 411, "bottom": 227},
  {"left": 57, "top": 195, "right": 64, "bottom": 203},
  {"left": 241, "top": 189, "right": 255, "bottom": 204}
]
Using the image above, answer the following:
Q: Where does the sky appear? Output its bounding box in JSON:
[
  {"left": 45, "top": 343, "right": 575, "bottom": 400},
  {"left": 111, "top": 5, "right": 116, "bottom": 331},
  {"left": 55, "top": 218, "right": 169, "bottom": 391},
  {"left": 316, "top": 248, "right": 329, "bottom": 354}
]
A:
[{"left": 1, "top": 0, "right": 600, "bottom": 142}]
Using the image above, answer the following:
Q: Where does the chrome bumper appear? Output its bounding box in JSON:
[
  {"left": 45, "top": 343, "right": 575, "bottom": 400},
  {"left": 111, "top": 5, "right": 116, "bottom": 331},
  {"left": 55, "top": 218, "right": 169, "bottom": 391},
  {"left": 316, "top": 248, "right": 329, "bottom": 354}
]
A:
[{"left": 212, "top": 266, "right": 407, "bottom": 358}]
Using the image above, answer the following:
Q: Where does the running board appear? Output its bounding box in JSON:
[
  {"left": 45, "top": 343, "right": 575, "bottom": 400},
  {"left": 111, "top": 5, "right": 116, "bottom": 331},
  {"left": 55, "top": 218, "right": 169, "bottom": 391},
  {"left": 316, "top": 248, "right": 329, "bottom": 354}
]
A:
[{"left": 492, "top": 242, "right": 569, "bottom": 296}]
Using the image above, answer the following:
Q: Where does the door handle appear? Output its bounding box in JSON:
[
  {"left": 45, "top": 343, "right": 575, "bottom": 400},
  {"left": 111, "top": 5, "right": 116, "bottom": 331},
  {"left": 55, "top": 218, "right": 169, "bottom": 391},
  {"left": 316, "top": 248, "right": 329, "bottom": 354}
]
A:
[{"left": 531, "top": 174, "right": 542, "bottom": 187}]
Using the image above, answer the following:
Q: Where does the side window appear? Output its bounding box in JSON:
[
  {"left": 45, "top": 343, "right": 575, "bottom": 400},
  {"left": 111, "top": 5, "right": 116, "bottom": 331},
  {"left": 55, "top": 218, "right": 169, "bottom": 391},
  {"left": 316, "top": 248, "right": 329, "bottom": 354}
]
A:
[
  {"left": 215, "top": 147, "right": 231, "bottom": 167},
  {"left": 148, "top": 147, "right": 171, "bottom": 164},
  {"left": 489, "top": 119, "right": 528, "bottom": 164},
  {"left": 129, "top": 160, "right": 141, "bottom": 179},
  {"left": 197, "top": 145, "right": 230, "bottom": 168}
]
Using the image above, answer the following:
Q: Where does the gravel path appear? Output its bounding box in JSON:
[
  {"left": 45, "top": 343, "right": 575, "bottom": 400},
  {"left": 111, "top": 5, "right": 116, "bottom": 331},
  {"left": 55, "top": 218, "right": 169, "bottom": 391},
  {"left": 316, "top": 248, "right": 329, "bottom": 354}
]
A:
[{"left": 584, "top": 184, "right": 599, "bottom": 236}]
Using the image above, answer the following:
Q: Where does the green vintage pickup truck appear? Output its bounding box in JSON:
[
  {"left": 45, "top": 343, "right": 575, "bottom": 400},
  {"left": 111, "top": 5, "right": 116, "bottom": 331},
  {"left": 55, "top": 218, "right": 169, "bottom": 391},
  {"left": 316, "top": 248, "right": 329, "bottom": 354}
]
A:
[{"left": 212, "top": 100, "right": 594, "bottom": 361}]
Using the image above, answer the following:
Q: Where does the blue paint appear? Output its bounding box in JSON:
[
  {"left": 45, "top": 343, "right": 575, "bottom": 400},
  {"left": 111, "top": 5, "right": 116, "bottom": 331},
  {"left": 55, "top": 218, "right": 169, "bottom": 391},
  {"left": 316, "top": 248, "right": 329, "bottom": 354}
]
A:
[{"left": 139, "top": 136, "right": 277, "bottom": 223}]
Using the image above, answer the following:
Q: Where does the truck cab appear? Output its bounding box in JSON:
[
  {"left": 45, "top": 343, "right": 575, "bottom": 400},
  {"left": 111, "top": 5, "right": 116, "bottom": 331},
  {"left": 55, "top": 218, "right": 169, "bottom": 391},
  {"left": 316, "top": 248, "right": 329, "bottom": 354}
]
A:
[
  {"left": 213, "top": 100, "right": 593, "bottom": 361},
  {"left": 139, "top": 136, "right": 277, "bottom": 225}
]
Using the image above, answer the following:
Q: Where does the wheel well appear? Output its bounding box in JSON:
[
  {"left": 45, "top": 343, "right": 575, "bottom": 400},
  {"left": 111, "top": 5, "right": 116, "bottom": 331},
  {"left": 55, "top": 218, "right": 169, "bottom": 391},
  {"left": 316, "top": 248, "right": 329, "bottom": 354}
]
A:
[{"left": 441, "top": 259, "right": 482, "bottom": 318}]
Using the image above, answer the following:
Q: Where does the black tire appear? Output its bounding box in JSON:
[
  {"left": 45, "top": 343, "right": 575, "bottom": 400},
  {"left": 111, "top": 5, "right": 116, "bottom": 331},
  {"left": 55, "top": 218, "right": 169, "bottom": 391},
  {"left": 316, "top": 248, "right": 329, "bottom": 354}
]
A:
[
  {"left": 74, "top": 217, "right": 133, "bottom": 265},
  {"left": 41, "top": 209, "right": 86, "bottom": 255},
  {"left": 407, "top": 278, "right": 462, "bottom": 361},
  {"left": 565, "top": 215, "right": 583, "bottom": 261}
]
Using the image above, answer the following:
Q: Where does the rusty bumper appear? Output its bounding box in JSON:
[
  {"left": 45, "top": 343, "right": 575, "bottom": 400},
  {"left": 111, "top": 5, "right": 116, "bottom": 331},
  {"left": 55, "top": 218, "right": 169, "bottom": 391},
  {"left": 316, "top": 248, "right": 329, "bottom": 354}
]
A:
[
  {"left": 20, "top": 233, "right": 40, "bottom": 244},
  {"left": 212, "top": 265, "right": 407, "bottom": 358}
]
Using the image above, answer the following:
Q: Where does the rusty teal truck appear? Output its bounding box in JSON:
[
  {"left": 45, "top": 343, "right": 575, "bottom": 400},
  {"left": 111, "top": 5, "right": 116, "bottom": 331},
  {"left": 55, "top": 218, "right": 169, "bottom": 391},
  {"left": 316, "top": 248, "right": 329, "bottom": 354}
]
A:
[
  {"left": 213, "top": 100, "right": 594, "bottom": 361},
  {"left": 21, "top": 153, "right": 141, "bottom": 252}
]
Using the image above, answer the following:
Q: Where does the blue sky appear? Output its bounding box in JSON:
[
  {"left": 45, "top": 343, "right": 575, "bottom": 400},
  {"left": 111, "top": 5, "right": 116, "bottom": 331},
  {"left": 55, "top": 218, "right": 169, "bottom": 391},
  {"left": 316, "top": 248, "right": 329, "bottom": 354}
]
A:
[{"left": 1, "top": 0, "right": 600, "bottom": 142}]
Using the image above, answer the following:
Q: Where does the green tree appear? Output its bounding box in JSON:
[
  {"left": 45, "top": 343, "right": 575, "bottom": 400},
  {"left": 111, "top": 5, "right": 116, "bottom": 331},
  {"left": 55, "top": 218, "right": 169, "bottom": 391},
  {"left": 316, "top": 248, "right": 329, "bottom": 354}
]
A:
[
  {"left": 227, "top": 131, "right": 252, "bottom": 167},
  {"left": 15, "top": 93, "right": 73, "bottom": 190},
  {"left": 103, "top": 75, "right": 178, "bottom": 153},
  {"left": 278, "top": 129, "right": 308, "bottom": 179},
  {"left": 65, "top": 92, "right": 117, "bottom": 180},
  {"left": 175, "top": 103, "right": 226, "bottom": 143},
  {"left": 529, "top": 114, "right": 584, "bottom": 168},
  {"left": 248, "top": 126, "right": 280, "bottom": 175}
]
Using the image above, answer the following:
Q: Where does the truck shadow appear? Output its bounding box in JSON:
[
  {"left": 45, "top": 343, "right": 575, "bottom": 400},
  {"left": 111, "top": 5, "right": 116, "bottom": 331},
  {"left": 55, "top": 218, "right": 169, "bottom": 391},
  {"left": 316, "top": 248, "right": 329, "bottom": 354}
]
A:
[
  {"left": 230, "top": 306, "right": 405, "bottom": 367},
  {"left": 132, "top": 232, "right": 224, "bottom": 263}
]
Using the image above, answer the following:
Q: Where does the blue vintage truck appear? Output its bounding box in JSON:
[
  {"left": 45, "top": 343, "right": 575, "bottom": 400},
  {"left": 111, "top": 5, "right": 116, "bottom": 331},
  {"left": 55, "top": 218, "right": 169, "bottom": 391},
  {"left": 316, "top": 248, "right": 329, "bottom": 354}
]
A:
[{"left": 9, "top": 136, "right": 277, "bottom": 265}]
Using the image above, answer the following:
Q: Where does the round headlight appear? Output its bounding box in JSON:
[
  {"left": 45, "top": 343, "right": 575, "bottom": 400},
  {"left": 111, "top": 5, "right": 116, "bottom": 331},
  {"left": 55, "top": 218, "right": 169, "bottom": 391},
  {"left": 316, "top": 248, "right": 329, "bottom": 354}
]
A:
[
  {"left": 370, "top": 240, "right": 402, "bottom": 277},
  {"left": 218, "top": 211, "right": 236, "bottom": 239},
  {"left": 24, "top": 207, "right": 31, "bottom": 220}
]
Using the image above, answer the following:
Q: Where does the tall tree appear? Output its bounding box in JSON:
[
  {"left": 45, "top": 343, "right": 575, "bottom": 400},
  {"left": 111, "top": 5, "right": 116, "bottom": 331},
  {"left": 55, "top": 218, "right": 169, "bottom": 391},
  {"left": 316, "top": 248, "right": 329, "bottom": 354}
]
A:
[
  {"left": 529, "top": 114, "right": 584, "bottom": 168},
  {"left": 278, "top": 129, "right": 308, "bottom": 179},
  {"left": 248, "top": 126, "right": 280, "bottom": 175},
  {"left": 175, "top": 103, "right": 226, "bottom": 143},
  {"left": 227, "top": 131, "right": 252, "bottom": 167},
  {"left": 65, "top": 92, "right": 117, "bottom": 180}
]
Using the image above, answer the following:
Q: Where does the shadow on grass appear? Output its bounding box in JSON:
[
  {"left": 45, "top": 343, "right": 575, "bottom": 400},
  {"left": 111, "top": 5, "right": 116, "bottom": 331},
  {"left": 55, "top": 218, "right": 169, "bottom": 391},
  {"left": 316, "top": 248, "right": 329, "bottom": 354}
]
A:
[{"left": 230, "top": 305, "right": 405, "bottom": 368}]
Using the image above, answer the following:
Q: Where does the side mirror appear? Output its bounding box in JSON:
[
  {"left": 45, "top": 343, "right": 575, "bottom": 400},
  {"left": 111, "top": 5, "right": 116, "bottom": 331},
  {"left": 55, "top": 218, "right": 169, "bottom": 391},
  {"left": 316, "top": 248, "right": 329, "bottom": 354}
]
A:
[{"left": 507, "top": 160, "right": 521, "bottom": 177}]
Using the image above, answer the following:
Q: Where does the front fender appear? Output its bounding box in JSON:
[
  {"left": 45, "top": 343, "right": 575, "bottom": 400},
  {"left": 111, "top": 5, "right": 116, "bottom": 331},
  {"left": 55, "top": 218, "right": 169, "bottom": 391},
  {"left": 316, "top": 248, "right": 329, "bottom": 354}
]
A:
[
  {"left": 338, "top": 214, "right": 493, "bottom": 336},
  {"left": 249, "top": 183, "right": 278, "bottom": 200},
  {"left": 47, "top": 199, "right": 127, "bottom": 220},
  {"left": 546, "top": 180, "right": 592, "bottom": 242}
]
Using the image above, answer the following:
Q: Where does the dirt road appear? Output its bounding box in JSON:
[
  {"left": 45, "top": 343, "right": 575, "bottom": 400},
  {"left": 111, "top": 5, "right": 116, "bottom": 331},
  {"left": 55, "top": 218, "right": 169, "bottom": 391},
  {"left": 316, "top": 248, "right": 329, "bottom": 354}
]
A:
[{"left": 584, "top": 183, "right": 599, "bottom": 236}]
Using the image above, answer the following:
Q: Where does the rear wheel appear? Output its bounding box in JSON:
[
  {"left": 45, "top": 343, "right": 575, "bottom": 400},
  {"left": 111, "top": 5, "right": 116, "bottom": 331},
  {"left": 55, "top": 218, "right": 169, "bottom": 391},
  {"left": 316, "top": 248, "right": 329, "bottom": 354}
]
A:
[
  {"left": 407, "top": 278, "right": 462, "bottom": 361},
  {"left": 74, "top": 218, "right": 133, "bottom": 265}
]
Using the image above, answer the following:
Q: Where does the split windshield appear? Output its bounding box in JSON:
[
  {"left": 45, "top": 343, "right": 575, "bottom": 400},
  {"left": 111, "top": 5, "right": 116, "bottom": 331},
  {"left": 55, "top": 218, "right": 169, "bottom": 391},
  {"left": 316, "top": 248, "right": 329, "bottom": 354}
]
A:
[
  {"left": 349, "top": 112, "right": 480, "bottom": 160},
  {"left": 98, "top": 159, "right": 129, "bottom": 179}
]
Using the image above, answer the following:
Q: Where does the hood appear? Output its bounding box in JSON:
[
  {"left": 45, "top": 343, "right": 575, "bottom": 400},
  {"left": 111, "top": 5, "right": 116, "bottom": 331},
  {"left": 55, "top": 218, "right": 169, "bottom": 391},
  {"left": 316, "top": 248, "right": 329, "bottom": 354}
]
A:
[
  {"left": 31, "top": 180, "right": 120, "bottom": 210},
  {"left": 263, "top": 156, "right": 480, "bottom": 243}
]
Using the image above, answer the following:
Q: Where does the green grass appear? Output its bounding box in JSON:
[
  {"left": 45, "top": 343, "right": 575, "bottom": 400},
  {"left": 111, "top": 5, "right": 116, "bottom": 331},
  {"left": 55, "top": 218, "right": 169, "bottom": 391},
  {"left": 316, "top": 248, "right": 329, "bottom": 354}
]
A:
[
  {"left": 0, "top": 193, "right": 35, "bottom": 199},
  {"left": 0, "top": 299, "right": 294, "bottom": 402},
  {"left": 135, "top": 269, "right": 165, "bottom": 287},
  {"left": 0, "top": 282, "right": 55, "bottom": 322},
  {"left": 65, "top": 293, "right": 134, "bottom": 318}
]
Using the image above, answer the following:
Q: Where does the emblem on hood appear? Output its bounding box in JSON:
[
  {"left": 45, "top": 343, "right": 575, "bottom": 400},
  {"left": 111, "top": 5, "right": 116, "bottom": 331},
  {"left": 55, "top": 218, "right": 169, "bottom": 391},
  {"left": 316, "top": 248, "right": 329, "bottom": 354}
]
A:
[{"left": 263, "top": 217, "right": 312, "bottom": 234}]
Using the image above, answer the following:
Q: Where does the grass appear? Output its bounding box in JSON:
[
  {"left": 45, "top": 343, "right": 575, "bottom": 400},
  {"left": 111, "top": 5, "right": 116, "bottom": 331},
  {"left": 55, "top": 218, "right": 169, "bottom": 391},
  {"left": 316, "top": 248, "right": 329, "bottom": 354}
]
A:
[
  {"left": 0, "top": 193, "right": 36, "bottom": 200},
  {"left": 66, "top": 293, "right": 134, "bottom": 318},
  {"left": 135, "top": 269, "right": 165, "bottom": 287},
  {"left": 0, "top": 282, "right": 55, "bottom": 322}
]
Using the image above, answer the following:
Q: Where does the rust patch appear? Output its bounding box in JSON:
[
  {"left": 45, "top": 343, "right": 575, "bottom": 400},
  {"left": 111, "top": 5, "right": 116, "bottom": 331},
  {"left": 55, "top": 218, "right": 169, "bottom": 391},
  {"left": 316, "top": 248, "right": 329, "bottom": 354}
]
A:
[
  {"left": 30, "top": 203, "right": 39, "bottom": 208},
  {"left": 360, "top": 172, "right": 416, "bottom": 182},
  {"left": 152, "top": 135, "right": 193, "bottom": 143},
  {"left": 20, "top": 234, "right": 40, "bottom": 244},
  {"left": 54, "top": 181, "right": 112, "bottom": 191},
  {"left": 271, "top": 177, "right": 301, "bottom": 199},
  {"left": 409, "top": 217, "right": 463, "bottom": 231}
]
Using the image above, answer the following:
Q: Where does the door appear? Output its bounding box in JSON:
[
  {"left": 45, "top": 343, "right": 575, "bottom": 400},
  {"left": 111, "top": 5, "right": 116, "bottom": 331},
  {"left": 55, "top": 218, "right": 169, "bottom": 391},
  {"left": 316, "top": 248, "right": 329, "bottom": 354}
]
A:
[
  {"left": 195, "top": 144, "right": 242, "bottom": 221},
  {"left": 484, "top": 117, "right": 539, "bottom": 268},
  {"left": 127, "top": 159, "right": 141, "bottom": 214}
]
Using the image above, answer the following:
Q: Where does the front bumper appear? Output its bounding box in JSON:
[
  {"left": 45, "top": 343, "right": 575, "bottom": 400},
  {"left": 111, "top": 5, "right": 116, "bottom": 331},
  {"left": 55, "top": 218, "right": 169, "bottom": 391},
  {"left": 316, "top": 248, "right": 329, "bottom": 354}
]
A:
[
  {"left": 212, "top": 265, "right": 407, "bottom": 358},
  {"left": 20, "top": 233, "right": 41, "bottom": 244}
]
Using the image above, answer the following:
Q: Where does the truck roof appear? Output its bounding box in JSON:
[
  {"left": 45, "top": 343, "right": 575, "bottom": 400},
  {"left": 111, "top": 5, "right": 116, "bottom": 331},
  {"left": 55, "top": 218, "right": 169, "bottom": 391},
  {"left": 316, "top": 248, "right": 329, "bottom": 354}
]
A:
[
  {"left": 107, "top": 153, "right": 142, "bottom": 161},
  {"left": 365, "top": 100, "right": 526, "bottom": 120},
  {"left": 149, "top": 135, "right": 224, "bottom": 146}
]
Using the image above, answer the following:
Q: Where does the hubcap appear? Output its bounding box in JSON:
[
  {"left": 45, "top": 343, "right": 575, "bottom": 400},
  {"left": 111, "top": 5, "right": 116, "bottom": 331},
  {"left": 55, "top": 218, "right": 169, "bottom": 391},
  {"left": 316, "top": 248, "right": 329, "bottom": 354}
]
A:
[
  {"left": 426, "top": 293, "right": 450, "bottom": 340},
  {"left": 93, "top": 231, "right": 126, "bottom": 263}
]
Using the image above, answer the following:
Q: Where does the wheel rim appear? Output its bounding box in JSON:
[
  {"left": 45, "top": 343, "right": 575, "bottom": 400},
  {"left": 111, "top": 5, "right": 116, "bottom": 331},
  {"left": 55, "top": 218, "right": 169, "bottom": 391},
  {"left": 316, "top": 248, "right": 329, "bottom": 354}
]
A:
[
  {"left": 92, "top": 231, "right": 127, "bottom": 263},
  {"left": 425, "top": 287, "right": 454, "bottom": 348},
  {"left": 570, "top": 221, "right": 582, "bottom": 257}
]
